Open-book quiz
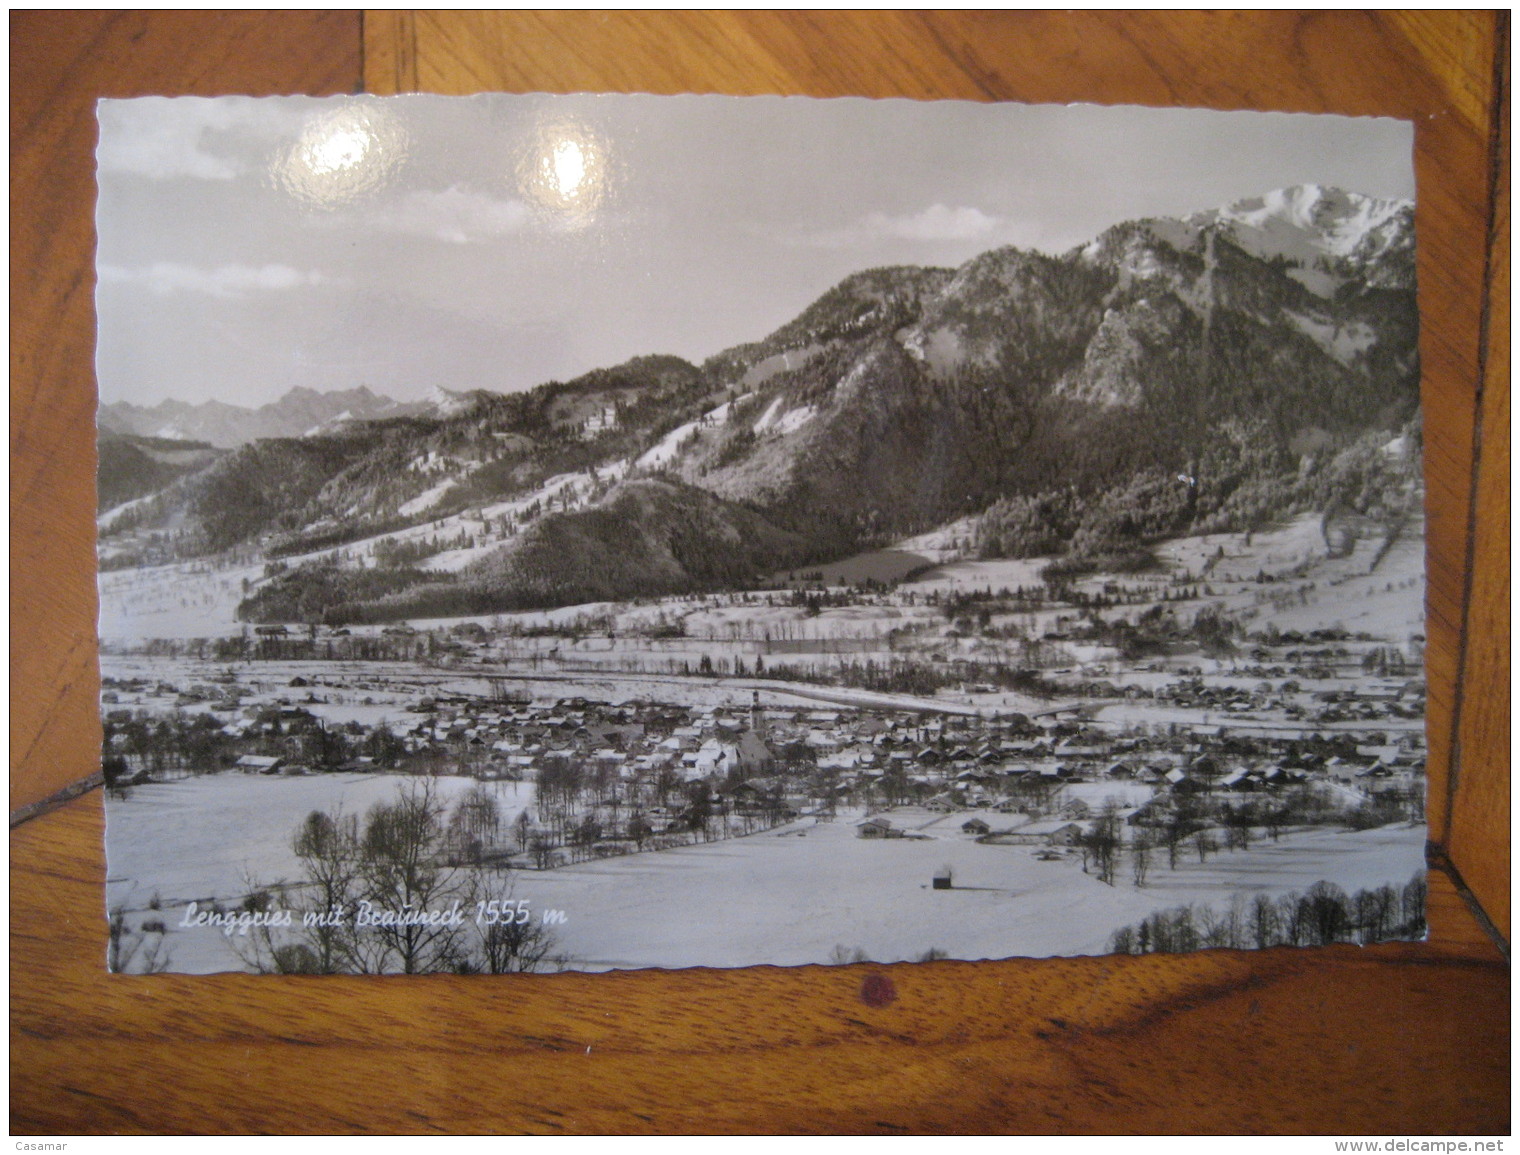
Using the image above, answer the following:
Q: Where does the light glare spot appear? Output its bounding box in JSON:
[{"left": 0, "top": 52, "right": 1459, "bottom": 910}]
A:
[
  {"left": 273, "top": 104, "right": 408, "bottom": 209},
  {"left": 551, "top": 139, "right": 587, "bottom": 198},
  {"left": 307, "top": 127, "right": 372, "bottom": 176},
  {"left": 517, "top": 119, "right": 613, "bottom": 228}
]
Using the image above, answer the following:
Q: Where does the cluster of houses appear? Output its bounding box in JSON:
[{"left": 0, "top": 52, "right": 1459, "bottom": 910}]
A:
[
  {"left": 102, "top": 658, "right": 1427, "bottom": 867},
  {"left": 1154, "top": 673, "right": 1423, "bottom": 724},
  {"left": 855, "top": 812, "right": 1087, "bottom": 849}
]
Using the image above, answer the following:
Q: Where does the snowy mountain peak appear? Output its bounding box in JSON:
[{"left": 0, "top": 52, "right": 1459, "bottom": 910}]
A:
[
  {"left": 1211, "top": 184, "right": 1410, "bottom": 257},
  {"left": 425, "top": 385, "right": 486, "bottom": 418},
  {"left": 1182, "top": 184, "right": 1414, "bottom": 297}
]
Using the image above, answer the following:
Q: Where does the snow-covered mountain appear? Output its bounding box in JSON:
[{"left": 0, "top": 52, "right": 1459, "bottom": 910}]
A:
[
  {"left": 1194, "top": 184, "right": 1415, "bottom": 294},
  {"left": 1209, "top": 184, "right": 1411, "bottom": 259},
  {"left": 663, "top": 183, "right": 1416, "bottom": 527},
  {"left": 100, "top": 185, "right": 1421, "bottom": 622},
  {"left": 421, "top": 384, "right": 497, "bottom": 419}
]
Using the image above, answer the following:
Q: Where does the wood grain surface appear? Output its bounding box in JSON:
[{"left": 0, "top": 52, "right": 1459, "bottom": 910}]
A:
[{"left": 10, "top": 9, "right": 1509, "bottom": 1135}]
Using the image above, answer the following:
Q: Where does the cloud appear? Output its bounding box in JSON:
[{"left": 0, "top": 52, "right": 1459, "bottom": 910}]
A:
[
  {"left": 97, "top": 121, "right": 236, "bottom": 181},
  {"left": 801, "top": 203, "right": 1002, "bottom": 249},
  {"left": 361, "top": 186, "right": 533, "bottom": 244},
  {"left": 98, "top": 262, "right": 334, "bottom": 298},
  {"left": 874, "top": 204, "right": 1001, "bottom": 241},
  {"left": 96, "top": 96, "right": 304, "bottom": 181}
]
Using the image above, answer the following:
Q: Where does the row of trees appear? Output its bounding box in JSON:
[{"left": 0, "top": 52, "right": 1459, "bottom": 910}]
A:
[
  {"left": 1107, "top": 872, "right": 1427, "bottom": 953},
  {"left": 512, "top": 757, "right": 805, "bottom": 869},
  {"left": 103, "top": 706, "right": 417, "bottom": 791},
  {"left": 1081, "top": 786, "right": 1421, "bottom": 890},
  {"left": 102, "top": 711, "right": 231, "bottom": 786},
  {"left": 117, "top": 632, "right": 451, "bottom": 664}
]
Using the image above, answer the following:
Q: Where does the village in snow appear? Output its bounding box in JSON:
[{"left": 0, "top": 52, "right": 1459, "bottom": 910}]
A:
[{"left": 100, "top": 504, "right": 1430, "bottom": 975}]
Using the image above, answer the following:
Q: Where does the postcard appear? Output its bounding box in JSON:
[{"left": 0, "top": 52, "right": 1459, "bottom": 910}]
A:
[{"left": 96, "top": 94, "right": 1427, "bottom": 973}]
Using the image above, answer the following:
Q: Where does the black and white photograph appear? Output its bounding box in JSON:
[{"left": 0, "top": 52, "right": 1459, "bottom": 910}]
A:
[{"left": 96, "top": 93, "right": 1429, "bottom": 975}]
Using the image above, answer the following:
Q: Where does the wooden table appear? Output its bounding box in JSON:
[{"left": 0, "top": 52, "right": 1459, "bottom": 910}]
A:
[{"left": 11, "top": 11, "right": 1509, "bottom": 1134}]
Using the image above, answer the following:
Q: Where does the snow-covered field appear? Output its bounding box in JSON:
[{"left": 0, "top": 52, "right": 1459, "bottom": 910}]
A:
[
  {"left": 1152, "top": 514, "right": 1425, "bottom": 639},
  {"left": 913, "top": 557, "right": 1053, "bottom": 594},
  {"left": 526, "top": 815, "right": 1423, "bottom": 971},
  {"left": 894, "top": 518, "right": 980, "bottom": 563},
  {"left": 105, "top": 776, "right": 1425, "bottom": 974},
  {"left": 98, "top": 652, "right": 1013, "bottom": 720},
  {"left": 99, "top": 559, "right": 268, "bottom": 640},
  {"left": 1154, "top": 515, "right": 1325, "bottom": 576}
]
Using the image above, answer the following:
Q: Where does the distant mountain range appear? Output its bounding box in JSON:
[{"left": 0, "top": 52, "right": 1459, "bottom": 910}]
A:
[
  {"left": 98, "top": 385, "right": 439, "bottom": 448},
  {"left": 99, "top": 185, "right": 1422, "bottom": 623}
]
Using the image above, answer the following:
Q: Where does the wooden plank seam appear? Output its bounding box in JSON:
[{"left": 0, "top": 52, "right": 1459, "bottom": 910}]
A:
[
  {"left": 1427, "top": 848, "right": 1511, "bottom": 960},
  {"left": 1440, "top": 10, "right": 1509, "bottom": 869}
]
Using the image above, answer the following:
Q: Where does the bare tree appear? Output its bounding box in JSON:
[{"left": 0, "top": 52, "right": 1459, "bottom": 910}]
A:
[
  {"left": 1192, "top": 829, "right": 1218, "bottom": 864},
  {"left": 286, "top": 808, "right": 360, "bottom": 972},
  {"left": 1089, "top": 802, "right": 1124, "bottom": 886},
  {"left": 448, "top": 784, "right": 502, "bottom": 865},
  {"left": 463, "top": 880, "right": 563, "bottom": 974},
  {"left": 1355, "top": 884, "right": 1396, "bottom": 944},
  {"left": 1250, "top": 893, "right": 1280, "bottom": 948},
  {"left": 1130, "top": 831, "right": 1153, "bottom": 888},
  {"left": 1277, "top": 891, "right": 1307, "bottom": 946},
  {"left": 1401, "top": 873, "right": 1427, "bottom": 938},
  {"left": 107, "top": 906, "right": 171, "bottom": 974},
  {"left": 1195, "top": 903, "right": 1234, "bottom": 949},
  {"left": 342, "top": 781, "right": 462, "bottom": 972},
  {"left": 1303, "top": 880, "right": 1351, "bottom": 945}
]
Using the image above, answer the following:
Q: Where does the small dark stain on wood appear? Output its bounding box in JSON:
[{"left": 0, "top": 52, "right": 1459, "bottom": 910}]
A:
[{"left": 860, "top": 972, "right": 896, "bottom": 1007}]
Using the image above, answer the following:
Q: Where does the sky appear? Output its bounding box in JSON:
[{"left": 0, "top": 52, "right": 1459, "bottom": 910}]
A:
[{"left": 95, "top": 94, "right": 1416, "bottom": 409}]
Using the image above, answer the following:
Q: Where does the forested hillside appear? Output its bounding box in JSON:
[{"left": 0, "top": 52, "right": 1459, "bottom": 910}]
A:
[{"left": 97, "top": 433, "right": 223, "bottom": 515}]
